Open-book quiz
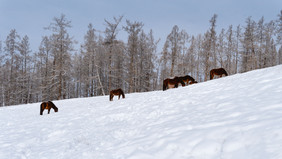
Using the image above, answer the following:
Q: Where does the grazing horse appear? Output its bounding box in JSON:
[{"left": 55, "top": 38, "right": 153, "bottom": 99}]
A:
[
  {"left": 189, "top": 80, "right": 198, "bottom": 85},
  {"left": 110, "top": 88, "right": 125, "bottom": 101},
  {"left": 179, "top": 75, "right": 197, "bottom": 85},
  {"left": 210, "top": 68, "right": 228, "bottom": 80},
  {"left": 163, "top": 76, "right": 186, "bottom": 91},
  {"left": 40, "top": 101, "right": 58, "bottom": 115}
]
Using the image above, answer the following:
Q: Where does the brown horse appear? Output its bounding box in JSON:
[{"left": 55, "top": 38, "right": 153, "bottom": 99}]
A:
[
  {"left": 179, "top": 75, "right": 198, "bottom": 85},
  {"left": 110, "top": 88, "right": 125, "bottom": 101},
  {"left": 40, "top": 101, "right": 58, "bottom": 115},
  {"left": 163, "top": 76, "right": 186, "bottom": 91},
  {"left": 189, "top": 80, "right": 198, "bottom": 85},
  {"left": 210, "top": 68, "right": 228, "bottom": 80}
]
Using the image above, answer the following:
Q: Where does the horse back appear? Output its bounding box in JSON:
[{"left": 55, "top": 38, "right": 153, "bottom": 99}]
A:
[{"left": 41, "top": 102, "right": 49, "bottom": 110}]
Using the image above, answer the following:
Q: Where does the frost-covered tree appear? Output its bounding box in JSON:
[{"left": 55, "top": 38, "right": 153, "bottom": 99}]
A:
[
  {"left": 241, "top": 17, "right": 257, "bottom": 72},
  {"left": 81, "top": 23, "right": 105, "bottom": 96},
  {"left": 37, "top": 36, "right": 52, "bottom": 101},
  {"left": 17, "top": 35, "right": 32, "bottom": 104},
  {"left": 4, "top": 29, "right": 20, "bottom": 105},
  {"left": 202, "top": 14, "right": 218, "bottom": 81},
  {"left": 166, "top": 25, "right": 181, "bottom": 77},
  {"left": 104, "top": 16, "right": 123, "bottom": 93},
  {"left": 46, "top": 14, "right": 74, "bottom": 100},
  {"left": 124, "top": 20, "right": 143, "bottom": 93}
]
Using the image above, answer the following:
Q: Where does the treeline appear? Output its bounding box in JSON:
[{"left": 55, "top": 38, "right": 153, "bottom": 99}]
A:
[{"left": 0, "top": 11, "right": 281, "bottom": 106}]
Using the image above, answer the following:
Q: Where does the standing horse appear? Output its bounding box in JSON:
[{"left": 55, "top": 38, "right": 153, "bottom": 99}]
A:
[
  {"left": 163, "top": 76, "right": 186, "bottom": 91},
  {"left": 210, "top": 68, "right": 228, "bottom": 80},
  {"left": 40, "top": 101, "right": 58, "bottom": 115},
  {"left": 110, "top": 88, "right": 125, "bottom": 101},
  {"left": 179, "top": 75, "right": 197, "bottom": 85}
]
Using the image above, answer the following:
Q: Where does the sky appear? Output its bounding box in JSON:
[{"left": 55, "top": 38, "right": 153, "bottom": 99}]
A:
[{"left": 0, "top": 0, "right": 281, "bottom": 53}]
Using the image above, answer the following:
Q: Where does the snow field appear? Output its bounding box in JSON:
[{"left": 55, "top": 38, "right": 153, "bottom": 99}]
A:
[{"left": 0, "top": 65, "right": 282, "bottom": 158}]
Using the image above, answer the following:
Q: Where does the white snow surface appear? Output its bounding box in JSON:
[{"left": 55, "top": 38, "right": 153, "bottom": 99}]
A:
[{"left": 1, "top": 65, "right": 282, "bottom": 159}]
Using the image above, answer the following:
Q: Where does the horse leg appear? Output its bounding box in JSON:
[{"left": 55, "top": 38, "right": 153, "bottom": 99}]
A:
[
  {"left": 40, "top": 109, "right": 44, "bottom": 115},
  {"left": 163, "top": 83, "right": 167, "bottom": 91},
  {"left": 48, "top": 108, "right": 51, "bottom": 114},
  {"left": 118, "top": 94, "right": 121, "bottom": 100},
  {"left": 40, "top": 105, "right": 45, "bottom": 115}
]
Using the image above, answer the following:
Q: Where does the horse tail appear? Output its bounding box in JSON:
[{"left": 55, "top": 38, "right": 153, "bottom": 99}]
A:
[
  {"left": 163, "top": 82, "right": 167, "bottom": 91},
  {"left": 224, "top": 69, "right": 228, "bottom": 76},
  {"left": 210, "top": 71, "right": 213, "bottom": 80},
  {"left": 40, "top": 103, "right": 44, "bottom": 115},
  {"left": 109, "top": 91, "right": 113, "bottom": 101},
  {"left": 121, "top": 89, "right": 125, "bottom": 98}
]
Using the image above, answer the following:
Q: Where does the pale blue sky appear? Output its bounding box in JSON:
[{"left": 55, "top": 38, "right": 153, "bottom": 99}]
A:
[{"left": 0, "top": 0, "right": 281, "bottom": 52}]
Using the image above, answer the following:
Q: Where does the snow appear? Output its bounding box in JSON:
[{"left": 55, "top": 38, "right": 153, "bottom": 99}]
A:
[{"left": 1, "top": 65, "right": 282, "bottom": 159}]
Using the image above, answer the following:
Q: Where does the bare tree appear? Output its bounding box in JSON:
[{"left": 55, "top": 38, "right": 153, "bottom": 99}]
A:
[
  {"left": 123, "top": 20, "right": 143, "bottom": 93},
  {"left": 166, "top": 25, "right": 181, "bottom": 77},
  {"left": 46, "top": 14, "right": 74, "bottom": 100},
  {"left": 241, "top": 17, "right": 257, "bottom": 72},
  {"left": 17, "top": 35, "right": 32, "bottom": 103},
  {"left": 4, "top": 29, "right": 20, "bottom": 105},
  {"left": 104, "top": 16, "right": 123, "bottom": 93}
]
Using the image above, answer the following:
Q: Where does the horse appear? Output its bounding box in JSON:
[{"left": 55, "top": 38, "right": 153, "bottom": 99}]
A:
[
  {"left": 40, "top": 101, "right": 58, "bottom": 115},
  {"left": 163, "top": 76, "right": 186, "bottom": 91},
  {"left": 210, "top": 68, "right": 228, "bottom": 80},
  {"left": 179, "top": 75, "right": 197, "bottom": 85},
  {"left": 110, "top": 88, "right": 125, "bottom": 101},
  {"left": 189, "top": 80, "right": 198, "bottom": 85}
]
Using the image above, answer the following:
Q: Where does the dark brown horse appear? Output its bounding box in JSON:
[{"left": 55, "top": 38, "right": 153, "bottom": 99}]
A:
[
  {"left": 40, "top": 101, "right": 58, "bottom": 115},
  {"left": 179, "top": 75, "right": 198, "bottom": 85},
  {"left": 210, "top": 68, "right": 228, "bottom": 80},
  {"left": 163, "top": 76, "right": 186, "bottom": 91},
  {"left": 110, "top": 88, "right": 125, "bottom": 101},
  {"left": 189, "top": 80, "right": 198, "bottom": 85}
]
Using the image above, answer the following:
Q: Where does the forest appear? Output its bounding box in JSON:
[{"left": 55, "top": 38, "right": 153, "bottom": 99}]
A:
[{"left": 0, "top": 11, "right": 281, "bottom": 106}]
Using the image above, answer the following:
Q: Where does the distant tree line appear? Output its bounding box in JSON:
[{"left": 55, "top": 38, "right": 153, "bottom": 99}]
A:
[{"left": 0, "top": 11, "right": 281, "bottom": 106}]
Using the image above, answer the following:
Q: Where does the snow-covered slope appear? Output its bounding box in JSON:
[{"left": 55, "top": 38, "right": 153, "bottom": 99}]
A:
[{"left": 1, "top": 65, "right": 282, "bottom": 159}]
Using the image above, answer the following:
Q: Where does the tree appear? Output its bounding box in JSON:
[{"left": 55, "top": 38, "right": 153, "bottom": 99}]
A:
[
  {"left": 166, "top": 25, "right": 181, "bottom": 77},
  {"left": 217, "top": 28, "right": 225, "bottom": 68},
  {"left": 81, "top": 23, "right": 105, "bottom": 96},
  {"left": 234, "top": 25, "right": 241, "bottom": 73},
  {"left": 4, "top": 29, "right": 20, "bottom": 105},
  {"left": 137, "top": 30, "right": 158, "bottom": 92},
  {"left": 17, "top": 35, "right": 32, "bottom": 103},
  {"left": 203, "top": 14, "right": 217, "bottom": 81},
  {"left": 104, "top": 16, "right": 123, "bottom": 93},
  {"left": 226, "top": 25, "right": 235, "bottom": 74},
  {"left": 123, "top": 20, "right": 143, "bottom": 93},
  {"left": 46, "top": 14, "right": 74, "bottom": 100},
  {"left": 276, "top": 10, "right": 282, "bottom": 46},
  {"left": 241, "top": 17, "right": 257, "bottom": 72}
]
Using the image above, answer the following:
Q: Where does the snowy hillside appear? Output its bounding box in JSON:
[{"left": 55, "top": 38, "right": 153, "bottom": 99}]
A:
[{"left": 1, "top": 65, "right": 282, "bottom": 159}]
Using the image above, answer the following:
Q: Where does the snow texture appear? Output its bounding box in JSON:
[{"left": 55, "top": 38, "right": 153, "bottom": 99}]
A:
[{"left": 1, "top": 65, "right": 282, "bottom": 159}]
